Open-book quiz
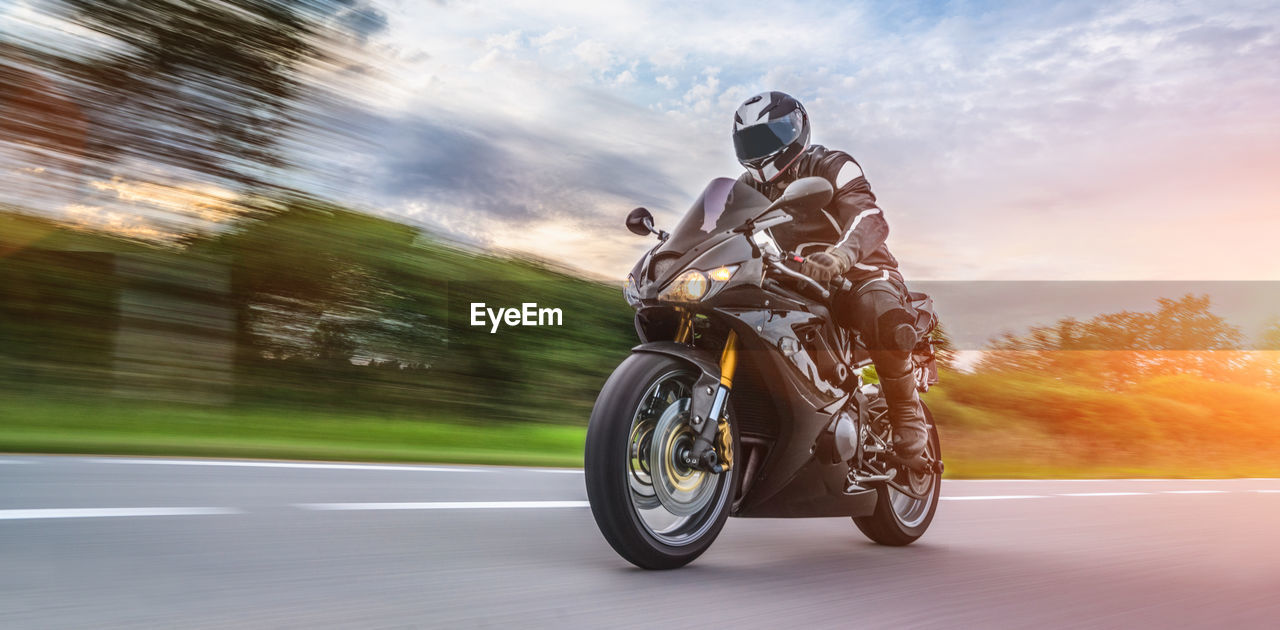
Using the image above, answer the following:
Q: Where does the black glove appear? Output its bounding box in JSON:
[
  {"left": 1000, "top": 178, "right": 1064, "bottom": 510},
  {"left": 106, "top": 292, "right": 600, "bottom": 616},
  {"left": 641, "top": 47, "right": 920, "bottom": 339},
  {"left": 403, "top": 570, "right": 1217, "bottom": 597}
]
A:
[{"left": 800, "top": 248, "right": 853, "bottom": 283}]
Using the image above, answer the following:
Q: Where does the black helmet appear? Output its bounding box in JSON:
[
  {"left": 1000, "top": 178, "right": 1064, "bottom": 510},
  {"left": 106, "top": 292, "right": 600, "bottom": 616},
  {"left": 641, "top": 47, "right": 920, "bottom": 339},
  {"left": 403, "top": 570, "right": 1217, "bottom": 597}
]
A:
[{"left": 732, "top": 91, "right": 810, "bottom": 183}]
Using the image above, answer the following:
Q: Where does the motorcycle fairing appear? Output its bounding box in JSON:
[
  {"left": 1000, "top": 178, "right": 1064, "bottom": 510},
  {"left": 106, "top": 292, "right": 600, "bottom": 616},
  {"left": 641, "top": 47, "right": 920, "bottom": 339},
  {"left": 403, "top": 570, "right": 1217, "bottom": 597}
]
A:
[
  {"left": 630, "top": 178, "right": 772, "bottom": 298},
  {"left": 658, "top": 177, "right": 769, "bottom": 261},
  {"left": 632, "top": 305, "right": 877, "bottom": 518}
]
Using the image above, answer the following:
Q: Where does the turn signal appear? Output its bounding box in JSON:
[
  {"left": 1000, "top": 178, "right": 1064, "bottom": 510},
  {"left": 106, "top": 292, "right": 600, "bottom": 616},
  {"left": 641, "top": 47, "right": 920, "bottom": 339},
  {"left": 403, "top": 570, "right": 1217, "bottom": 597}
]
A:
[
  {"left": 623, "top": 274, "right": 640, "bottom": 306},
  {"left": 708, "top": 265, "right": 738, "bottom": 282}
]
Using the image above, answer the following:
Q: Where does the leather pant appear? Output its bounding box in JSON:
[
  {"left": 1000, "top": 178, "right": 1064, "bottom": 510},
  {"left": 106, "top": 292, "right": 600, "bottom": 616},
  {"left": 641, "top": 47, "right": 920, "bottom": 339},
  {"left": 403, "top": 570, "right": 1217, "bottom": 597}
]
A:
[{"left": 832, "top": 275, "right": 929, "bottom": 459}]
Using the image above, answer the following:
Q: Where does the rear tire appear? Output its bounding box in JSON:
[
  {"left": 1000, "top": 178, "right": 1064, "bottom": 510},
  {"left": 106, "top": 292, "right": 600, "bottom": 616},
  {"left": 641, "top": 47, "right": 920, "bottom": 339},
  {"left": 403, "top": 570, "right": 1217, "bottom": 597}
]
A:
[
  {"left": 585, "top": 352, "right": 738, "bottom": 569},
  {"left": 854, "top": 402, "right": 941, "bottom": 546}
]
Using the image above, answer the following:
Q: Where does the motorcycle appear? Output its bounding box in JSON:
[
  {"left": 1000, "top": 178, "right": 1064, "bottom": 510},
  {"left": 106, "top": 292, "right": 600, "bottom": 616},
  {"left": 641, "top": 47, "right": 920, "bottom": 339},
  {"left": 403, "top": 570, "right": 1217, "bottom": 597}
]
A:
[{"left": 585, "top": 176, "right": 943, "bottom": 569}]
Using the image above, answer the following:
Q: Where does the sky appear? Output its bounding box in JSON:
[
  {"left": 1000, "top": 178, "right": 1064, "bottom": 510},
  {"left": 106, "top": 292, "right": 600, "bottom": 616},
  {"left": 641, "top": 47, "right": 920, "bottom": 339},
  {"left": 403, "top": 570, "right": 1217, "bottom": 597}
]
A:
[
  {"left": 2, "top": 0, "right": 1278, "bottom": 284},
  {"left": 325, "top": 0, "right": 1280, "bottom": 282}
]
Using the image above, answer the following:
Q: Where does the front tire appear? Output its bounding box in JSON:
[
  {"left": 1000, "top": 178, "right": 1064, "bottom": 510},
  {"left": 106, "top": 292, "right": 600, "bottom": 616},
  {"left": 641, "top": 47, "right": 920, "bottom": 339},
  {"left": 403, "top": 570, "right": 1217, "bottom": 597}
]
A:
[
  {"left": 585, "top": 352, "right": 738, "bottom": 569},
  {"left": 854, "top": 402, "right": 942, "bottom": 546}
]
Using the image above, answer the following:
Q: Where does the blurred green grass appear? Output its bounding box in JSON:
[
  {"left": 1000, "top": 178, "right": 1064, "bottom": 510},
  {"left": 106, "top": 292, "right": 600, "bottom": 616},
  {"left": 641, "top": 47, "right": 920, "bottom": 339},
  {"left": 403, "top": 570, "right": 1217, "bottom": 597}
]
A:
[{"left": 0, "top": 396, "right": 586, "bottom": 468}]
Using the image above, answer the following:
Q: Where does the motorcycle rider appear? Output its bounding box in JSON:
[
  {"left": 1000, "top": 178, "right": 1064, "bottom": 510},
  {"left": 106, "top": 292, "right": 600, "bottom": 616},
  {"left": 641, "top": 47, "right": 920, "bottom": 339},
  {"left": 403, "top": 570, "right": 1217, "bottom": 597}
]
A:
[{"left": 732, "top": 90, "right": 929, "bottom": 470}]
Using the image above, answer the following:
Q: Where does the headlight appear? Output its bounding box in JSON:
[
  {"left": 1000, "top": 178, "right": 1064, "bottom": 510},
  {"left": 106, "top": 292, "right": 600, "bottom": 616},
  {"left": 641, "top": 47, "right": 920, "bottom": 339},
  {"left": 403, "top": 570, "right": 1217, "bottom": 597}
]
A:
[
  {"left": 658, "top": 265, "right": 740, "bottom": 303},
  {"left": 623, "top": 274, "right": 640, "bottom": 306},
  {"left": 660, "top": 270, "right": 709, "bottom": 303}
]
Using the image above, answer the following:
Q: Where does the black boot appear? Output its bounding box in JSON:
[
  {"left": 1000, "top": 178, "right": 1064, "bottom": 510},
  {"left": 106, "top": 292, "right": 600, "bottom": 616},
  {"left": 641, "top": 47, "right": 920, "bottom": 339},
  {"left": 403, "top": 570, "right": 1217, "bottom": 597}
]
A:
[{"left": 875, "top": 358, "right": 929, "bottom": 471}]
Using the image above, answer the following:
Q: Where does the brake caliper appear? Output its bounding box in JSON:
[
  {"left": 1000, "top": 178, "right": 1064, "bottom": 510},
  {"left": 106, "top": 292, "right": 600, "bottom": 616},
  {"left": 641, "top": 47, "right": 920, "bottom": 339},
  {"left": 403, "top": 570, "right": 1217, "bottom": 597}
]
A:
[{"left": 715, "top": 417, "right": 733, "bottom": 472}]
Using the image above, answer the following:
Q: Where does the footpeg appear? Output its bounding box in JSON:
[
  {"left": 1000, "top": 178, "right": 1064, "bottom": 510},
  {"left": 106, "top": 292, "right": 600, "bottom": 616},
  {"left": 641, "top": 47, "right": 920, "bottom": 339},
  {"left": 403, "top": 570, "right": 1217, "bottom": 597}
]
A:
[{"left": 849, "top": 472, "right": 892, "bottom": 484}]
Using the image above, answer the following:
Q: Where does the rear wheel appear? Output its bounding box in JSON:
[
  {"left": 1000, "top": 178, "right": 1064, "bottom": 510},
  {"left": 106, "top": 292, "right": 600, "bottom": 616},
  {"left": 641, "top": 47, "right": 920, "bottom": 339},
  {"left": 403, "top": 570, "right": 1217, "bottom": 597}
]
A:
[
  {"left": 585, "top": 352, "right": 738, "bottom": 569},
  {"left": 854, "top": 402, "right": 941, "bottom": 546}
]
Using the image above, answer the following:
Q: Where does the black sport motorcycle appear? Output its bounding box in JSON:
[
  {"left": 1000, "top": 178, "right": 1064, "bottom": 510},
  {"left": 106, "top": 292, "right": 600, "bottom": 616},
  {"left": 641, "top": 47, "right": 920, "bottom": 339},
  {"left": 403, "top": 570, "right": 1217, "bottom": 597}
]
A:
[{"left": 585, "top": 176, "right": 943, "bottom": 569}]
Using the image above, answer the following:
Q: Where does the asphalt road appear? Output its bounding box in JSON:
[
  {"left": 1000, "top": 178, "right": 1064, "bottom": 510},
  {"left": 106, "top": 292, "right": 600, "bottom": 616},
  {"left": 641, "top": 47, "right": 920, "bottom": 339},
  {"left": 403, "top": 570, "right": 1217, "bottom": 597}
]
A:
[{"left": 3, "top": 455, "right": 1278, "bottom": 629}]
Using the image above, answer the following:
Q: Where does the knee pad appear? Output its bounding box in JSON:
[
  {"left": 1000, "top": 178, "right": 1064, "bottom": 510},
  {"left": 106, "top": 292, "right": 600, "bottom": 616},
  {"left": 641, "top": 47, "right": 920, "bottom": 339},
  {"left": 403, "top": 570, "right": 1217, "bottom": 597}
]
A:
[{"left": 872, "top": 309, "right": 917, "bottom": 352}]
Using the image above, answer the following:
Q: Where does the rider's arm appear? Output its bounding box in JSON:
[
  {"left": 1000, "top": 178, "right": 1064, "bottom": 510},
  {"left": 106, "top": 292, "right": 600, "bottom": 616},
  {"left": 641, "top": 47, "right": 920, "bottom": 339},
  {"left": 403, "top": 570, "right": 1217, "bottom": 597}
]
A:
[{"left": 823, "top": 153, "right": 889, "bottom": 266}]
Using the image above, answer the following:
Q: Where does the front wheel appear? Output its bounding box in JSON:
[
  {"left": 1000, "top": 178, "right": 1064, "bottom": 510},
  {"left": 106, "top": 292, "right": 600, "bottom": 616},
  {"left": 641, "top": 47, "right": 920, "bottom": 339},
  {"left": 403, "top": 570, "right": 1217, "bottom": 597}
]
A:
[
  {"left": 853, "top": 402, "right": 942, "bottom": 546},
  {"left": 585, "top": 352, "right": 738, "bottom": 569}
]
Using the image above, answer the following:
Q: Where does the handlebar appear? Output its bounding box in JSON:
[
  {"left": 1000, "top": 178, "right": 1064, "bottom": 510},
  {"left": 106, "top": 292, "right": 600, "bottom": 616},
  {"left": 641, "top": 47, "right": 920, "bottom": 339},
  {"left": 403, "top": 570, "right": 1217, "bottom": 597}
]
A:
[
  {"left": 736, "top": 218, "right": 852, "bottom": 298},
  {"left": 772, "top": 253, "right": 854, "bottom": 295}
]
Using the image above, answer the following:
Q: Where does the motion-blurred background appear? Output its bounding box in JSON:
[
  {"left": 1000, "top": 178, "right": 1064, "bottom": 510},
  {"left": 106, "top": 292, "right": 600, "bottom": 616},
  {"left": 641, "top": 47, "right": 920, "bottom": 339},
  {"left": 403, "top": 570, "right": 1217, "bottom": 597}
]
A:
[{"left": 3, "top": 0, "right": 1279, "bottom": 476}]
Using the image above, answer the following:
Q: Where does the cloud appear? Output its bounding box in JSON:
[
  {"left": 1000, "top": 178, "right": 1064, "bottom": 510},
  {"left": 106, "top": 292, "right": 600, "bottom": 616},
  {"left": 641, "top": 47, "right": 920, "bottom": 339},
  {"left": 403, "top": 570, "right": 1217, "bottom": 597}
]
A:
[
  {"left": 613, "top": 69, "right": 636, "bottom": 86},
  {"left": 649, "top": 47, "right": 684, "bottom": 69},
  {"left": 484, "top": 29, "right": 523, "bottom": 51},
  {"left": 342, "top": 0, "right": 1280, "bottom": 280},
  {"left": 572, "top": 39, "right": 616, "bottom": 71},
  {"left": 362, "top": 104, "right": 689, "bottom": 227},
  {"left": 334, "top": 2, "right": 389, "bottom": 44},
  {"left": 532, "top": 25, "right": 575, "bottom": 48},
  {"left": 680, "top": 68, "right": 721, "bottom": 114}
]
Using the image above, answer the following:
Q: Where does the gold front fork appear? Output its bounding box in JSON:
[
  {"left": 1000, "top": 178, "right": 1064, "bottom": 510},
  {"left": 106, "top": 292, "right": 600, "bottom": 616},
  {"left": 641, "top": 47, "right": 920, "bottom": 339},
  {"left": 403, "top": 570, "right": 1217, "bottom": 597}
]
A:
[
  {"left": 673, "top": 311, "right": 736, "bottom": 471},
  {"left": 718, "top": 330, "right": 738, "bottom": 387},
  {"left": 674, "top": 310, "right": 694, "bottom": 344},
  {"left": 715, "top": 330, "right": 738, "bottom": 471}
]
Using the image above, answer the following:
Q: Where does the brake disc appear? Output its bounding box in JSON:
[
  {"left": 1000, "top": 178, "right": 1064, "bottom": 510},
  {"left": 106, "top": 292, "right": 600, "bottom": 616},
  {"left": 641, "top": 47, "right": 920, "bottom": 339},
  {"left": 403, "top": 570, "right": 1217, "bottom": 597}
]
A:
[
  {"left": 627, "top": 420, "right": 661, "bottom": 510},
  {"left": 649, "top": 398, "right": 718, "bottom": 517}
]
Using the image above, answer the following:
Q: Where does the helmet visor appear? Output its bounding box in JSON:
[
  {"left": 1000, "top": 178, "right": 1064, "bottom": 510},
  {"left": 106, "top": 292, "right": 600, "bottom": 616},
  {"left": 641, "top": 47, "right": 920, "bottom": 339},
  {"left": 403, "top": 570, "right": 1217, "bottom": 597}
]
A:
[{"left": 733, "top": 115, "right": 803, "bottom": 163}]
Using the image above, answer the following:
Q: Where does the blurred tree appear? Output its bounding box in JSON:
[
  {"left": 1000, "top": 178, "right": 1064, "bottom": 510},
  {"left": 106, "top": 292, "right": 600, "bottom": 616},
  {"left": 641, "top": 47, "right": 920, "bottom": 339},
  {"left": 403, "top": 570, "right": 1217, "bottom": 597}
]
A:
[
  {"left": 0, "top": 42, "right": 89, "bottom": 207},
  {"left": 1246, "top": 317, "right": 1280, "bottom": 391},
  {"left": 201, "top": 196, "right": 440, "bottom": 365},
  {"left": 929, "top": 322, "right": 957, "bottom": 370},
  {"left": 977, "top": 294, "right": 1242, "bottom": 386},
  {"left": 1259, "top": 318, "right": 1280, "bottom": 351},
  {"left": 1141, "top": 295, "right": 1243, "bottom": 380},
  {"left": 49, "top": 0, "right": 362, "bottom": 188},
  {"left": 310, "top": 320, "right": 357, "bottom": 362}
]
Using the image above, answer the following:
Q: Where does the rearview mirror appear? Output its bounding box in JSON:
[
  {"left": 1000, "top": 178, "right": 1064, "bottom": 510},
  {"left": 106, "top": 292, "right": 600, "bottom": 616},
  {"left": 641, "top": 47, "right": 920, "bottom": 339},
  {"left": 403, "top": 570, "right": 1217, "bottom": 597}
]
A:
[
  {"left": 766, "top": 176, "right": 834, "bottom": 214},
  {"left": 626, "top": 207, "right": 657, "bottom": 236}
]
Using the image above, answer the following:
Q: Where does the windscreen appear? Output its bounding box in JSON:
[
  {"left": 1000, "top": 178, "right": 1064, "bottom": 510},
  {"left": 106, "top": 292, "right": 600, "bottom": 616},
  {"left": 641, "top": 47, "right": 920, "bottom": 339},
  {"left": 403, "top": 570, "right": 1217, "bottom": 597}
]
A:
[{"left": 655, "top": 177, "right": 771, "bottom": 257}]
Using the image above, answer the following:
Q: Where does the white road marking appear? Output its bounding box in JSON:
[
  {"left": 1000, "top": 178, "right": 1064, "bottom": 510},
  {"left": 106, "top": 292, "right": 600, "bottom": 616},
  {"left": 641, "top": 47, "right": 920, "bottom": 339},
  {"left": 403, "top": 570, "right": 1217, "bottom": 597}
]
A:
[
  {"left": 939, "top": 489, "right": 1269, "bottom": 502},
  {"left": 0, "top": 490, "right": 1262, "bottom": 521},
  {"left": 1058, "top": 492, "right": 1151, "bottom": 497},
  {"left": 957, "top": 478, "right": 1183, "bottom": 483},
  {"left": 86, "top": 458, "right": 491, "bottom": 473},
  {"left": 953, "top": 478, "right": 1280, "bottom": 483},
  {"left": 0, "top": 459, "right": 33, "bottom": 464},
  {"left": 940, "top": 489, "right": 1278, "bottom": 502},
  {"left": 0, "top": 507, "right": 241, "bottom": 521},
  {"left": 296, "top": 501, "right": 591, "bottom": 511},
  {"left": 940, "top": 495, "right": 1047, "bottom": 501}
]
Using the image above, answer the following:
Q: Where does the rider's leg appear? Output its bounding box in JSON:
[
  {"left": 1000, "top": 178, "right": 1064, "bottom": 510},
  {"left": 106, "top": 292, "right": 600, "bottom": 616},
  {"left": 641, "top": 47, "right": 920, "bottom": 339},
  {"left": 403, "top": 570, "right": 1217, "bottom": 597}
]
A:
[
  {"left": 871, "top": 348, "right": 928, "bottom": 469},
  {"left": 839, "top": 282, "right": 929, "bottom": 469}
]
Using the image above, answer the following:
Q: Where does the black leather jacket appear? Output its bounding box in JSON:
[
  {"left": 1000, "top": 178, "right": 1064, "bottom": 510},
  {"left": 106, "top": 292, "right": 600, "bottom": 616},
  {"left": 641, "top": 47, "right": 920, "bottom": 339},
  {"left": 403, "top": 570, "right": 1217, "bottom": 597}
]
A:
[{"left": 738, "top": 144, "right": 902, "bottom": 286}]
